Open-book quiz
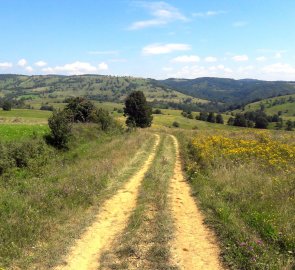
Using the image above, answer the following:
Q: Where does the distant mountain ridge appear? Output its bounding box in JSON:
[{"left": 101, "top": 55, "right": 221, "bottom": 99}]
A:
[
  {"left": 158, "top": 77, "right": 295, "bottom": 105},
  {"left": 1, "top": 75, "right": 295, "bottom": 110}
]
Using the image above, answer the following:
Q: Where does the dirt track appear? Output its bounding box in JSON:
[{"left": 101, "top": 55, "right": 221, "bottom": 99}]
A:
[
  {"left": 54, "top": 134, "right": 160, "bottom": 270},
  {"left": 169, "top": 135, "right": 224, "bottom": 270}
]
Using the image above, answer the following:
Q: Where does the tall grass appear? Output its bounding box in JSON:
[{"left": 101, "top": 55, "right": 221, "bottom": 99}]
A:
[
  {"left": 177, "top": 129, "right": 295, "bottom": 269},
  {"left": 0, "top": 126, "right": 155, "bottom": 269}
]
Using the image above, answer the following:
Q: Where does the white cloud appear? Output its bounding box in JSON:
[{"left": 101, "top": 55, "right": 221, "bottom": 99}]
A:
[
  {"left": 165, "top": 64, "right": 232, "bottom": 79},
  {"left": 17, "top": 58, "right": 27, "bottom": 67},
  {"left": 42, "top": 61, "right": 100, "bottom": 75},
  {"left": 193, "top": 10, "right": 226, "bottom": 17},
  {"left": 232, "top": 55, "right": 249, "bottom": 62},
  {"left": 262, "top": 63, "right": 295, "bottom": 74},
  {"left": 205, "top": 56, "right": 218, "bottom": 62},
  {"left": 256, "top": 56, "right": 267, "bottom": 62},
  {"left": 233, "top": 21, "right": 248, "bottom": 27},
  {"left": 129, "top": 2, "right": 187, "bottom": 30},
  {"left": 98, "top": 62, "right": 109, "bottom": 71},
  {"left": 171, "top": 55, "right": 200, "bottom": 63},
  {"left": 34, "top": 60, "right": 47, "bottom": 67},
  {"left": 143, "top": 43, "right": 191, "bottom": 55},
  {"left": 0, "top": 62, "right": 13, "bottom": 69},
  {"left": 25, "top": 66, "right": 34, "bottom": 73},
  {"left": 274, "top": 52, "right": 282, "bottom": 59}
]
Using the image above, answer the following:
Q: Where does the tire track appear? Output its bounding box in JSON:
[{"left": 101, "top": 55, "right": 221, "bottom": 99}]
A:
[
  {"left": 54, "top": 134, "right": 160, "bottom": 270},
  {"left": 169, "top": 135, "right": 224, "bottom": 270}
]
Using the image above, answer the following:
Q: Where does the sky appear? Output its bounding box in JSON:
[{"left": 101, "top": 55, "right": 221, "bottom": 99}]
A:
[{"left": 1, "top": 0, "right": 295, "bottom": 80}]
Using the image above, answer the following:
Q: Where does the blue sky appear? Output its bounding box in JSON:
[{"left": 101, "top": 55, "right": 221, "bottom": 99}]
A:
[{"left": 1, "top": 0, "right": 295, "bottom": 80}]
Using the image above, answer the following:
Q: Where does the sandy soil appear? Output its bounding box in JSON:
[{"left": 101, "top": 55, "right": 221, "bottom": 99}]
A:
[
  {"left": 169, "top": 135, "right": 225, "bottom": 270},
  {"left": 54, "top": 134, "right": 160, "bottom": 270}
]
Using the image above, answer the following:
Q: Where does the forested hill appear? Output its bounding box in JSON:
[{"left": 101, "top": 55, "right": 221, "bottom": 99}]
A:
[
  {"left": 158, "top": 77, "right": 295, "bottom": 105},
  {"left": 0, "top": 74, "right": 208, "bottom": 105}
]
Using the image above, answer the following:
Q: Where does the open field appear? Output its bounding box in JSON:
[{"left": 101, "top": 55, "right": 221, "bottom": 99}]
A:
[{"left": 0, "top": 103, "right": 294, "bottom": 270}]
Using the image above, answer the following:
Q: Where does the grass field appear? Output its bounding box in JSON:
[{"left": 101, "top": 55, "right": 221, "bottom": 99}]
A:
[{"left": 0, "top": 124, "right": 49, "bottom": 141}]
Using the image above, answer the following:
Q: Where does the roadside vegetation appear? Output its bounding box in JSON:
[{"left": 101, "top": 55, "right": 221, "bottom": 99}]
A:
[{"left": 176, "top": 129, "right": 295, "bottom": 269}]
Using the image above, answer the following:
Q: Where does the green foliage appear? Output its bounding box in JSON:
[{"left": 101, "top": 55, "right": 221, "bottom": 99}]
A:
[
  {"left": 2, "top": 101, "right": 12, "bottom": 111},
  {"left": 0, "top": 138, "right": 48, "bottom": 175},
  {"left": 207, "top": 112, "right": 216, "bottom": 123},
  {"left": 65, "top": 97, "right": 95, "bottom": 122},
  {"left": 172, "top": 121, "right": 180, "bottom": 128},
  {"left": 90, "top": 108, "right": 118, "bottom": 131},
  {"left": 47, "top": 110, "right": 73, "bottom": 149},
  {"left": 216, "top": 114, "right": 224, "bottom": 124},
  {"left": 124, "top": 91, "right": 153, "bottom": 128}
]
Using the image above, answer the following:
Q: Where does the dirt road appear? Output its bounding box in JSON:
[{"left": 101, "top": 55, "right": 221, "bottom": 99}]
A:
[
  {"left": 54, "top": 134, "right": 160, "bottom": 270},
  {"left": 169, "top": 135, "right": 224, "bottom": 270}
]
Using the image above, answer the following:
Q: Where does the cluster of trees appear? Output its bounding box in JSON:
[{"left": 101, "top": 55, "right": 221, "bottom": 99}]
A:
[
  {"left": 227, "top": 111, "right": 282, "bottom": 129},
  {"left": 197, "top": 112, "right": 224, "bottom": 124},
  {"left": 47, "top": 97, "right": 117, "bottom": 148},
  {"left": 48, "top": 92, "right": 153, "bottom": 148}
]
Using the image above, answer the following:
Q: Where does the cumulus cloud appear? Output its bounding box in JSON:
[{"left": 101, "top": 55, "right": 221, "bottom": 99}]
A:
[
  {"left": 171, "top": 55, "right": 200, "bottom": 63},
  {"left": 98, "top": 62, "right": 109, "bottom": 71},
  {"left": 25, "top": 66, "right": 34, "bottom": 73},
  {"left": 129, "top": 2, "right": 187, "bottom": 30},
  {"left": 143, "top": 43, "right": 191, "bottom": 55},
  {"left": 17, "top": 58, "right": 27, "bottom": 67},
  {"left": 34, "top": 61, "right": 47, "bottom": 67},
  {"left": 0, "top": 62, "right": 13, "bottom": 69},
  {"left": 232, "top": 55, "right": 249, "bottom": 62},
  {"left": 262, "top": 63, "right": 295, "bottom": 74},
  {"left": 205, "top": 56, "right": 218, "bottom": 62},
  {"left": 42, "top": 61, "right": 108, "bottom": 75},
  {"left": 164, "top": 64, "right": 232, "bottom": 79}
]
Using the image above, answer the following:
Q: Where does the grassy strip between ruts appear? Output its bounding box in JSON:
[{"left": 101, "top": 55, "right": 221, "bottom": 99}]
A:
[
  {"left": 0, "top": 128, "right": 155, "bottom": 270},
  {"left": 99, "top": 134, "right": 178, "bottom": 270},
  {"left": 174, "top": 129, "right": 295, "bottom": 270}
]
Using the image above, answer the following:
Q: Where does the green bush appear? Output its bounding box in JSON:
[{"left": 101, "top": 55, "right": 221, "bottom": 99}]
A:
[
  {"left": 47, "top": 110, "right": 73, "bottom": 149},
  {"left": 172, "top": 121, "right": 180, "bottom": 128}
]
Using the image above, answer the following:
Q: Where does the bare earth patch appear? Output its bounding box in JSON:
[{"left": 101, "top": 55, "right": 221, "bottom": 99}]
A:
[
  {"left": 169, "top": 135, "right": 225, "bottom": 270},
  {"left": 54, "top": 134, "right": 160, "bottom": 270}
]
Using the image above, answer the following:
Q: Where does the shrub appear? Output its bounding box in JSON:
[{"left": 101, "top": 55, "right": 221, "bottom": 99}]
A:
[
  {"left": 90, "top": 108, "right": 116, "bottom": 131},
  {"left": 2, "top": 101, "right": 12, "bottom": 111},
  {"left": 65, "top": 97, "right": 96, "bottom": 122},
  {"left": 172, "top": 121, "right": 180, "bottom": 128},
  {"left": 47, "top": 110, "right": 73, "bottom": 149},
  {"left": 40, "top": 104, "right": 54, "bottom": 111}
]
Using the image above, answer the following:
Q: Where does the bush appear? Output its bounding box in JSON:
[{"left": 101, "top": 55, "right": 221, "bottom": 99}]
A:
[
  {"left": 47, "top": 110, "right": 73, "bottom": 149},
  {"left": 172, "top": 121, "right": 180, "bottom": 128},
  {"left": 0, "top": 139, "right": 48, "bottom": 175},
  {"left": 90, "top": 108, "right": 116, "bottom": 131},
  {"left": 153, "top": 108, "right": 162, "bottom": 114},
  {"left": 65, "top": 97, "right": 96, "bottom": 122},
  {"left": 40, "top": 104, "right": 54, "bottom": 111},
  {"left": 2, "top": 101, "right": 12, "bottom": 111}
]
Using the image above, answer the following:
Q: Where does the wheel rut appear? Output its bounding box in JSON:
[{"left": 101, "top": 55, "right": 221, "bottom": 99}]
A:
[
  {"left": 169, "top": 135, "right": 225, "bottom": 270},
  {"left": 54, "top": 134, "right": 160, "bottom": 270}
]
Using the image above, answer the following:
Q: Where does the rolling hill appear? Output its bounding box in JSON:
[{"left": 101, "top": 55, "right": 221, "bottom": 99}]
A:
[
  {"left": 0, "top": 74, "right": 208, "bottom": 106},
  {"left": 234, "top": 94, "right": 295, "bottom": 118},
  {"left": 158, "top": 77, "right": 295, "bottom": 105}
]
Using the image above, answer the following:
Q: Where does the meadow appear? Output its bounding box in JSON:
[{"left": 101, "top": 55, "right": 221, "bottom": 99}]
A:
[
  {"left": 175, "top": 128, "right": 295, "bottom": 269},
  {"left": 0, "top": 105, "right": 294, "bottom": 269}
]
